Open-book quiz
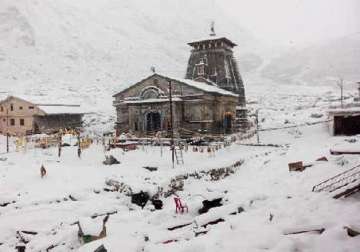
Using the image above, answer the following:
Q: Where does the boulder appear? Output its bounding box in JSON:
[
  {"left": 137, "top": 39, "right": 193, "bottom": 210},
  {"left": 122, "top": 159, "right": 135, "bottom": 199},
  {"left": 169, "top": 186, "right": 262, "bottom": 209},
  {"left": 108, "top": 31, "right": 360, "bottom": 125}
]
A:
[
  {"left": 198, "top": 198, "right": 223, "bottom": 214},
  {"left": 151, "top": 199, "right": 163, "bottom": 210},
  {"left": 103, "top": 155, "right": 120, "bottom": 165},
  {"left": 131, "top": 191, "right": 150, "bottom": 209}
]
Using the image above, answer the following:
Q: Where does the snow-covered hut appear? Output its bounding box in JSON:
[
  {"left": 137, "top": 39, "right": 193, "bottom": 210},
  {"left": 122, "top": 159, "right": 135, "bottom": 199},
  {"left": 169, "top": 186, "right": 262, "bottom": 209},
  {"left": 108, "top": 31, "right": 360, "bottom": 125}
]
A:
[
  {"left": 328, "top": 107, "right": 360, "bottom": 135},
  {"left": 78, "top": 217, "right": 107, "bottom": 244}
]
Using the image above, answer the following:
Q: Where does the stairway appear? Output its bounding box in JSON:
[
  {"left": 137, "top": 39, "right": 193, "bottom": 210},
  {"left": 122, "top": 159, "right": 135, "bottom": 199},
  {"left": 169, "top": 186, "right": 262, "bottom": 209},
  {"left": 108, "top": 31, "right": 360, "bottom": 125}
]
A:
[{"left": 312, "top": 164, "right": 360, "bottom": 199}]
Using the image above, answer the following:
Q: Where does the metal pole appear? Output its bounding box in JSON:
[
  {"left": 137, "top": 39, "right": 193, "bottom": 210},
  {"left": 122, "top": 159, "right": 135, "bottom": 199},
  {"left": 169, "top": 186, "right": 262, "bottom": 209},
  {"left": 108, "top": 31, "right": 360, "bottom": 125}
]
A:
[
  {"left": 6, "top": 108, "right": 9, "bottom": 153},
  {"left": 256, "top": 109, "right": 260, "bottom": 144},
  {"left": 341, "top": 83, "right": 343, "bottom": 108},
  {"left": 6, "top": 133, "right": 9, "bottom": 153},
  {"left": 168, "top": 80, "right": 175, "bottom": 168}
]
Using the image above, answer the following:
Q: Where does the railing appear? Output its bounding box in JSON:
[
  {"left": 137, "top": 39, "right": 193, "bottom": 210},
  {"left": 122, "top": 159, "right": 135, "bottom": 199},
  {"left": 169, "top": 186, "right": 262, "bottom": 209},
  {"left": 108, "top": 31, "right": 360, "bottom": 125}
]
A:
[{"left": 312, "top": 164, "right": 360, "bottom": 193}]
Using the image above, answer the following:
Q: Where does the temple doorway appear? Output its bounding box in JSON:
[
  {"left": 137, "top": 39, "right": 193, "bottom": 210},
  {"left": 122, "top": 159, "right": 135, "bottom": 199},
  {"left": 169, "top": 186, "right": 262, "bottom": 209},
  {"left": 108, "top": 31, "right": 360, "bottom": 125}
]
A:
[{"left": 146, "top": 112, "right": 161, "bottom": 133}]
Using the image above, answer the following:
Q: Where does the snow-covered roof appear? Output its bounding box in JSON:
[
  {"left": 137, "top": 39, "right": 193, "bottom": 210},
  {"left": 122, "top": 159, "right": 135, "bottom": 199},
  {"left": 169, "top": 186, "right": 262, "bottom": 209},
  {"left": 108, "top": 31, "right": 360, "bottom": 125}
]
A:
[
  {"left": 328, "top": 107, "right": 360, "bottom": 115},
  {"left": 0, "top": 95, "right": 85, "bottom": 114},
  {"left": 168, "top": 76, "right": 238, "bottom": 97},
  {"left": 188, "top": 36, "right": 237, "bottom": 47},
  {"left": 38, "top": 105, "right": 84, "bottom": 115},
  {"left": 2, "top": 95, "right": 56, "bottom": 105},
  {"left": 79, "top": 217, "right": 103, "bottom": 236},
  {"left": 0, "top": 92, "right": 9, "bottom": 102},
  {"left": 123, "top": 97, "right": 183, "bottom": 104},
  {"left": 114, "top": 73, "right": 238, "bottom": 98}
]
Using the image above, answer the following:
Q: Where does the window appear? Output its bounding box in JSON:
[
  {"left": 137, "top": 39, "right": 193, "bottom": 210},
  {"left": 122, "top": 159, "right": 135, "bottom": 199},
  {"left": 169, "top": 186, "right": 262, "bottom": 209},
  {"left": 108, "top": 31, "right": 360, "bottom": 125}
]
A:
[
  {"left": 20, "top": 119, "right": 25, "bottom": 126},
  {"left": 0, "top": 106, "right": 3, "bottom": 112},
  {"left": 29, "top": 106, "right": 34, "bottom": 110},
  {"left": 197, "top": 65, "right": 205, "bottom": 75},
  {"left": 10, "top": 104, "right": 14, "bottom": 111},
  {"left": 140, "top": 87, "right": 160, "bottom": 99},
  {"left": 10, "top": 119, "right": 15, "bottom": 126},
  {"left": 153, "top": 79, "right": 159, "bottom": 85},
  {"left": 19, "top": 106, "right": 23, "bottom": 110}
]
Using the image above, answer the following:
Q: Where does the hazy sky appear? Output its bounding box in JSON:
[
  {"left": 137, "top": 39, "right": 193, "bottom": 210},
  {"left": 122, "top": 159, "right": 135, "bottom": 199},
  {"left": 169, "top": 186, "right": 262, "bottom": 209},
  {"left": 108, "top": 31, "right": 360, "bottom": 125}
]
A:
[{"left": 219, "top": 0, "right": 360, "bottom": 46}]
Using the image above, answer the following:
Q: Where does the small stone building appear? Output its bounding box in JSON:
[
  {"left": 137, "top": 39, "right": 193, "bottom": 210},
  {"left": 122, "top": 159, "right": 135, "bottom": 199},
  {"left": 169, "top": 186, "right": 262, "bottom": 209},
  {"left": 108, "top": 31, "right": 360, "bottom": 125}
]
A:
[
  {"left": 0, "top": 96, "right": 84, "bottom": 135},
  {"left": 113, "top": 73, "right": 238, "bottom": 137},
  {"left": 328, "top": 108, "right": 360, "bottom": 136}
]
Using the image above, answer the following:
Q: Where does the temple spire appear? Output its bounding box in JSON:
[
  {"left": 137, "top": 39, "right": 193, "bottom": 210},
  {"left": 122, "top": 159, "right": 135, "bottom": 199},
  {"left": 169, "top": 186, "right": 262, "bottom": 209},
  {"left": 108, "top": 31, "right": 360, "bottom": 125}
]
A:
[{"left": 210, "top": 21, "right": 216, "bottom": 37}]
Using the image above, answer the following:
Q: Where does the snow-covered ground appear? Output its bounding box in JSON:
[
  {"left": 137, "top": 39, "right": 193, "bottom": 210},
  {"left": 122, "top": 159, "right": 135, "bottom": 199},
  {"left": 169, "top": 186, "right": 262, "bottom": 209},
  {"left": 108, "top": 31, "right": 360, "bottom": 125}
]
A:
[
  {"left": 0, "top": 1, "right": 359, "bottom": 251},
  {"left": 1, "top": 120, "right": 360, "bottom": 251}
]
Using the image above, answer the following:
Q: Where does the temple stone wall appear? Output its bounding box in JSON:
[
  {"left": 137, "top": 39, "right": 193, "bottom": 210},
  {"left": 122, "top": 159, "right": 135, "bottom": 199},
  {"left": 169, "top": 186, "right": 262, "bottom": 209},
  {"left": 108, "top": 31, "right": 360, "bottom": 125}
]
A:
[{"left": 114, "top": 74, "right": 238, "bottom": 137}]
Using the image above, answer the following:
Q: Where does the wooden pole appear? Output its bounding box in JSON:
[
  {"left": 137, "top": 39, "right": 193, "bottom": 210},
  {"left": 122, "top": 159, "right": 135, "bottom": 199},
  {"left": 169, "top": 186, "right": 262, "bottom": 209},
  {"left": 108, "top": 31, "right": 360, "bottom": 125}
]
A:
[
  {"left": 6, "top": 133, "right": 9, "bottom": 153},
  {"left": 77, "top": 131, "right": 81, "bottom": 158},
  {"left": 168, "top": 80, "right": 175, "bottom": 168}
]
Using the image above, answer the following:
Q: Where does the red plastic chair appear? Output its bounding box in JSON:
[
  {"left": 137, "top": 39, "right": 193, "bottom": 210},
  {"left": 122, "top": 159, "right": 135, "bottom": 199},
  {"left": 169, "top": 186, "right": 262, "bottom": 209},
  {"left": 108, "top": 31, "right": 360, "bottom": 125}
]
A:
[{"left": 174, "top": 197, "right": 188, "bottom": 213}]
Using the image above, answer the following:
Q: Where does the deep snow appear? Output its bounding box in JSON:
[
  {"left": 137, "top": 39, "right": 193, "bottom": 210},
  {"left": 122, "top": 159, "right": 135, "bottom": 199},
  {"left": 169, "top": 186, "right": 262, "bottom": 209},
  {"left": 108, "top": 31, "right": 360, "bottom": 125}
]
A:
[{"left": 1, "top": 121, "right": 360, "bottom": 251}]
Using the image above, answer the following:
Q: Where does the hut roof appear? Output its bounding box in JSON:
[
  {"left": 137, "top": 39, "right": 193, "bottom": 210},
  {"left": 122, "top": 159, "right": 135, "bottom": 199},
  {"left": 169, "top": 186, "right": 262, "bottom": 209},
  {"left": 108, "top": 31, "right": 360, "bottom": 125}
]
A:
[
  {"left": 78, "top": 217, "right": 103, "bottom": 236},
  {"left": 328, "top": 107, "right": 360, "bottom": 116},
  {"left": 0, "top": 95, "right": 85, "bottom": 115},
  {"left": 37, "top": 104, "right": 84, "bottom": 115}
]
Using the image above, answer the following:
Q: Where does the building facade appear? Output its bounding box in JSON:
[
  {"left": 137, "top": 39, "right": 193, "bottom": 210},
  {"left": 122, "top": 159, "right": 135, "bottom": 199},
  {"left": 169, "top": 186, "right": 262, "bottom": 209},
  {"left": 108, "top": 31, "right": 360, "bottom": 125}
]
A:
[
  {"left": 113, "top": 74, "right": 238, "bottom": 137},
  {"left": 0, "top": 96, "right": 84, "bottom": 135}
]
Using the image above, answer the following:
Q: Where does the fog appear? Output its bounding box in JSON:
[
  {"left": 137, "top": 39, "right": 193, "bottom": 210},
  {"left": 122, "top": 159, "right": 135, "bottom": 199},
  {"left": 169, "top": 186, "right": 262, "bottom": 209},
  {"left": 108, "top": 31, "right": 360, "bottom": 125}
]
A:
[{"left": 218, "top": 0, "right": 360, "bottom": 46}]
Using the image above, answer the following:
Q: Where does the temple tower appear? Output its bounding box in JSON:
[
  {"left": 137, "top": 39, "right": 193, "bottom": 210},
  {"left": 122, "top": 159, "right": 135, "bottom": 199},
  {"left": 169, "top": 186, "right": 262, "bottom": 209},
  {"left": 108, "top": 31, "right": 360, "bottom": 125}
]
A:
[{"left": 185, "top": 26, "right": 246, "bottom": 106}]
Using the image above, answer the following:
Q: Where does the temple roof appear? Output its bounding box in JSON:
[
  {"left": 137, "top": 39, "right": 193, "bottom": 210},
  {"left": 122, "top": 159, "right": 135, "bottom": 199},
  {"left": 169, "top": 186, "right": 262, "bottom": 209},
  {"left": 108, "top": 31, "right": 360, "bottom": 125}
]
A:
[
  {"left": 188, "top": 36, "right": 237, "bottom": 48},
  {"left": 113, "top": 73, "right": 238, "bottom": 98}
]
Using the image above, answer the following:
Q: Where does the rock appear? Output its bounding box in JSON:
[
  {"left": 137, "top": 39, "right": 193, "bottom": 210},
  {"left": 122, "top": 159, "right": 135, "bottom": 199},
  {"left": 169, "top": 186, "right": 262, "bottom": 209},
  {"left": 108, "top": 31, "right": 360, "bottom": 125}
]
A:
[
  {"left": 310, "top": 113, "right": 323, "bottom": 118},
  {"left": 94, "top": 244, "right": 107, "bottom": 252},
  {"left": 143, "top": 166, "right": 158, "bottom": 172},
  {"left": 336, "top": 156, "right": 349, "bottom": 166},
  {"left": 103, "top": 155, "right": 120, "bottom": 165},
  {"left": 316, "top": 156, "right": 328, "bottom": 161},
  {"left": 344, "top": 226, "right": 360, "bottom": 237},
  {"left": 131, "top": 191, "right": 150, "bottom": 209},
  {"left": 151, "top": 199, "right": 163, "bottom": 210},
  {"left": 15, "top": 245, "right": 26, "bottom": 252},
  {"left": 345, "top": 138, "right": 357, "bottom": 143},
  {"left": 198, "top": 198, "right": 223, "bottom": 214}
]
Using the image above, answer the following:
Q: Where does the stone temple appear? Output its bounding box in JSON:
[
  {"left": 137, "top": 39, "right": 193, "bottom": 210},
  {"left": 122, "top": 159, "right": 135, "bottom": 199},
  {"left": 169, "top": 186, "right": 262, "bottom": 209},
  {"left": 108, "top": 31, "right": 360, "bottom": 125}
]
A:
[{"left": 113, "top": 29, "right": 247, "bottom": 137}]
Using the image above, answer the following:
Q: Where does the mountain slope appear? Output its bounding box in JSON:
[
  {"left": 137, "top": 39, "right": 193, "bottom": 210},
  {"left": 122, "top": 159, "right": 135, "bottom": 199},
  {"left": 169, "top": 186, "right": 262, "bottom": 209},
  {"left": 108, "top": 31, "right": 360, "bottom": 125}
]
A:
[
  {"left": 0, "top": 0, "right": 261, "bottom": 130},
  {"left": 261, "top": 33, "right": 360, "bottom": 85}
]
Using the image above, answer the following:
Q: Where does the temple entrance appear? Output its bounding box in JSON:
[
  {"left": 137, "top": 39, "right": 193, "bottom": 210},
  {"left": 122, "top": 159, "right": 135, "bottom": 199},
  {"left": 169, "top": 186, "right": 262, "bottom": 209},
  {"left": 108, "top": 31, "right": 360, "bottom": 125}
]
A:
[
  {"left": 146, "top": 112, "right": 161, "bottom": 133},
  {"left": 224, "top": 112, "right": 233, "bottom": 134}
]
